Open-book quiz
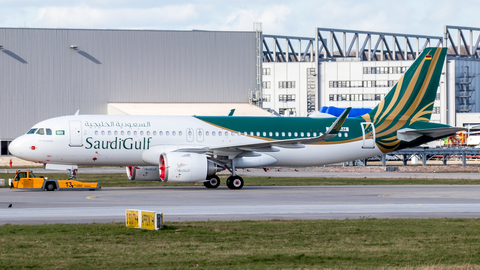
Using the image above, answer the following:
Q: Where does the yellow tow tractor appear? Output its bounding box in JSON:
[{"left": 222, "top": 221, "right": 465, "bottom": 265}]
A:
[{"left": 10, "top": 170, "right": 101, "bottom": 191}]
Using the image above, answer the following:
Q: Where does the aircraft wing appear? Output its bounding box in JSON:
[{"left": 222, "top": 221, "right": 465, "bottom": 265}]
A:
[
  {"left": 397, "top": 127, "right": 466, "bottom": 142},
  {"left": 175, "top": 108, "right": 351, "bottom": 156}
]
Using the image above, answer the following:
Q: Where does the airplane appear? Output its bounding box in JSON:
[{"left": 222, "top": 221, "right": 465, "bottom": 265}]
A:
[{"left": 8, "top": 47, "right": 464, "bottom": 189}]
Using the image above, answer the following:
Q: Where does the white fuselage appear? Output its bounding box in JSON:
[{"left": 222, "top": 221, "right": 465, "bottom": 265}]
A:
[{"left": 9, "top": 115, "right": 382, "bottom": 167}]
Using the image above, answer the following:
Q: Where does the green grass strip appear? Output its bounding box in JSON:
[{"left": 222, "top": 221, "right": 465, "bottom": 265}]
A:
[{"left": 1, "top": 219, "right": 479, "bottom": 269}]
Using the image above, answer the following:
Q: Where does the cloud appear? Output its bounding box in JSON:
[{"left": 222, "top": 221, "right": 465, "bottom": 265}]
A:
[
  {"left": 216, "top": 5, "right": 291, "bottom": 33},
  {"left": 1, "top": 0, "right": 480, "bottom": 37},
  {"left": 33, "top": 4, "right": 199, "bottom": 29}
]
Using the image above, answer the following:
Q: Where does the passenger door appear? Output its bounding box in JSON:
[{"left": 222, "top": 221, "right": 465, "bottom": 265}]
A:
[{"left": 69, "top": 121, "right": 83, "bottom": 147}]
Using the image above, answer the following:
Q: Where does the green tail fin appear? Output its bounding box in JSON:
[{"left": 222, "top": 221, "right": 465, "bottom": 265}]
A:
[
  {"left": 360, "top": 47, "right": 447, "bottom": 152},
  {"left": 362, "top": 47, "right": 446, "bottom": 125}
]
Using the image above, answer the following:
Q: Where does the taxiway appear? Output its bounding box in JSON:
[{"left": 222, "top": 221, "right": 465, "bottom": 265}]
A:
[{"left": 1, "top": 185, "right": 479, "bottom": 225}]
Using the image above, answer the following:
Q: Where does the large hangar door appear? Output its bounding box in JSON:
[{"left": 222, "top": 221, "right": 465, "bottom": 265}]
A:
[{"left": 69, "top": 121, "right": 83, "bottom": 147}]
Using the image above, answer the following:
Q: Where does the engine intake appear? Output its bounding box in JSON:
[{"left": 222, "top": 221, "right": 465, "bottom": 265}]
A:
[{"left": 159, "top": 152, "right": 218, "bottom": 183}]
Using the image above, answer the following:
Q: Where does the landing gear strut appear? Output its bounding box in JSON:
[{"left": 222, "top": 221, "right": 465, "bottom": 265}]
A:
[
  {"left": 204, "top": 175, "right": 220, "bottom": 188},
  {"left": 225, "top": 158, "right": 244, "bottom": 189}
]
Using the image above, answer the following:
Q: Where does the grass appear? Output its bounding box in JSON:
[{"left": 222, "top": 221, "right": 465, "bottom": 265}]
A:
[
  {"left": 2, "top": 172, "right": 480, "bottom": 189},
  {"left": 0, "top": 219, "right": 480, "bottom": 269}
]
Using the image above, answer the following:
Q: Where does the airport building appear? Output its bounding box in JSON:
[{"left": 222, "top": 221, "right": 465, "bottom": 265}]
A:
[
  {"left": 2, "top": 25, "right": 480, "bottom": 156},
  {"left": 262, "top": 26, "right": 480, "bottom": 129}
]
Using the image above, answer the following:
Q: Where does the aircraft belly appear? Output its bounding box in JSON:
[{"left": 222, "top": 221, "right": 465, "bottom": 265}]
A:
[{"left": 263, "top": 141, "right": 382, "bottom": 167}]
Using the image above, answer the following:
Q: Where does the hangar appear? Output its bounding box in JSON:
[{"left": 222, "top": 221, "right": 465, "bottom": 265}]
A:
[{"left": 0, "top": 28, "right": 263, "bottom": 155}]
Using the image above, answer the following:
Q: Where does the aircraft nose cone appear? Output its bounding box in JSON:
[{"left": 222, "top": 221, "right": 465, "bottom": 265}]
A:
[{"left": 8, "top": 136, "right": 26, "bottom": 158}]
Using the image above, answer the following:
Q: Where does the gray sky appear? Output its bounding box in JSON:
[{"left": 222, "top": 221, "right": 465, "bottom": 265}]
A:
[{"left": 1, "top": 0, "right": 479, "bottom": 37}]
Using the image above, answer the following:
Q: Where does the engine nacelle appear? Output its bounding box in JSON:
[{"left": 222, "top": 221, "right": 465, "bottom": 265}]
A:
[
  {"left": 159, "top": 152, "right": 218, "bottom": 183},
  {"left": 126, "top": 166, "right": 160, "bottom": 181}
]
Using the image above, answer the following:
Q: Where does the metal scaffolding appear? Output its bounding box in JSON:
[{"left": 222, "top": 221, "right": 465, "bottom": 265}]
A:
[
  {"left": 263, "top": 28, "right": 443, "bottom": 63},
  {"left": 315, "top": 27, "right": 443, "bottom": 61},
  {"left": 262, "top": 35, "right": 315, "bottom": 63},
  {"left": 444, "top": 25, "right": 480, "bottom": 59}
]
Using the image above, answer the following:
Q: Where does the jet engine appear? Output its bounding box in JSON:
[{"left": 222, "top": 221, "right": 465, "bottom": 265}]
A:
[
  {"left": 126, "top": 166, "right": 160, "bottom": 181},
  {"left": 159, "top": 152, "right": 219, "bottom": 183}
]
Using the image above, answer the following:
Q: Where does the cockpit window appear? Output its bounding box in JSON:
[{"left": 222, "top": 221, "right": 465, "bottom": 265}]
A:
[
  {"left": 46, "top": 128, "right": 52, "bottom": 135},
  {"left": 27, "top": 128, "right": 37, "bottom": 134},
  {"left": 36, "top": 128, "right": 45, "bottom": 135}
]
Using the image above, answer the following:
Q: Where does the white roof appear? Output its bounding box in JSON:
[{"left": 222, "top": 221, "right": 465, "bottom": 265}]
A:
[{"left": 108, "top": 103, "right": 272, "bottom": 116}]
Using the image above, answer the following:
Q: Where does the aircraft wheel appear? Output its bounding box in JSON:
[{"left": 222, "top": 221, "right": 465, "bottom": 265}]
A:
[
  {"left": 204, "top": 175, "right": 220, "bottom": 188},
  {"left": 227, "top": 176, "right": 244, "bottom": 190},
  {"left": 45, "top": 182, "right": 56, "bottom": 191}
]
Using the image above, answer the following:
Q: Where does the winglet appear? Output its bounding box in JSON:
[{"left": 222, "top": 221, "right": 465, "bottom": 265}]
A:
[
  {"left": 325, "top": 107, "right": 351, "bottom": 136},
  {"left": 228, "top": 109, "right": 235, "bottom": 116}
]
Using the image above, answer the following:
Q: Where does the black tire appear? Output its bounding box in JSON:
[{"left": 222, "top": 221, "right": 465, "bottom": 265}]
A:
[
  {"left": 203, "top": 175, "right": 220, "bottom": 188},
  {"left": 45, "top": 182, "right": 56, "bottom": 191},
  {"left": 226, "top": 176, "right": 244, "bottom": 190}
]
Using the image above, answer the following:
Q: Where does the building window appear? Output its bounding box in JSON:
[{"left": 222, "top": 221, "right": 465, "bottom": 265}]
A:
[
  {"left": 262, "top": 94, "right": 271, "bottom": 102},
  {"left": 279, "top": 94, "right": 295, "bottom": 102},
  {"left": 279, "top": 81, "right": 296, "bottom": 88},
  {"left": 279, "top": 108, "right": 296, "bottom": 116},
  {"left": 363, "top": 66, "right": 408, "bottom": 74},
  {"left": 262, "top": 81, "right": 271, "bottom": 89},
  {"left": 263, "top": 68, "right": 271, "bottom": 75},
  {"left": 329, "top": 94, "right": 385, "bottom": 102},
  {"left": 433, "top": 107, "right": 440, "bottom": 114},
  {"left": 329, "top": 80, "right": 397, "bottom": 88}
]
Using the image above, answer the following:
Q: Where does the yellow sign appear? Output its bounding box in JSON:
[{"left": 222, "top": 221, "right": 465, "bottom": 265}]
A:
[
  {"left": 126, "top": 210, "right": 163, "bottom": 230},
  {"left": 126, "top": 210, "right": 139, "bottom": 228},
  {"left": 141, "top": 211, "right": 156, "bottom": 230}
]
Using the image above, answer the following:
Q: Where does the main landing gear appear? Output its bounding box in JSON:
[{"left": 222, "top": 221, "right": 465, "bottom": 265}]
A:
[
  {"left": 226, "top": 175, "right": 244, "bottom": 189},
  {"left": 203, "top": 159, "right": 245, "bottom": 189},
  {"left": 203, "top": 174, "right": 244, "bottom": 189},
  {"left": 225, "top": 158, "right": 244, "bottom": 190}
]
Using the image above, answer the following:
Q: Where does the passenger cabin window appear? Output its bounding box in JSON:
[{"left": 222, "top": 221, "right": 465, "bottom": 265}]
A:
[{"left": 27, "top": 128, "right": 37, "bottom": 134}]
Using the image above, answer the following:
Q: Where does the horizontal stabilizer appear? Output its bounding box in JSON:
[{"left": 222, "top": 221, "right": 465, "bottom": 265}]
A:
[{"left": 397, "top": 127, "right": 466, "bottom": 142}]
